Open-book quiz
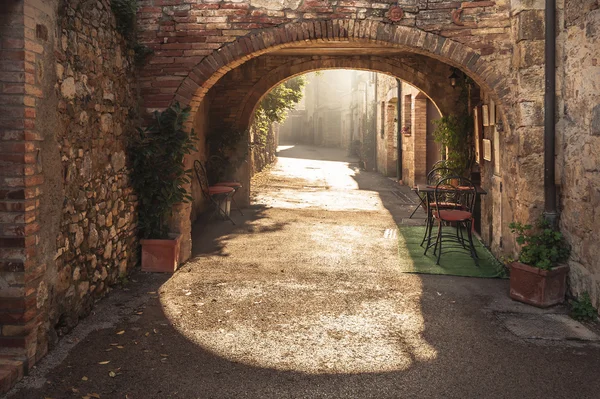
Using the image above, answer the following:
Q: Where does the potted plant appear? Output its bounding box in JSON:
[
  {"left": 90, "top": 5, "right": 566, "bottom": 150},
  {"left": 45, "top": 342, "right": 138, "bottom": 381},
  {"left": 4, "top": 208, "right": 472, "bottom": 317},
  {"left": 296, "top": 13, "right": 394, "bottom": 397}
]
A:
[
  {"left": 130, "top": 103, "right": 198, "bottom": 272},
  {"left": 508, "top": 218, "right": 571, "bottom": 307}
]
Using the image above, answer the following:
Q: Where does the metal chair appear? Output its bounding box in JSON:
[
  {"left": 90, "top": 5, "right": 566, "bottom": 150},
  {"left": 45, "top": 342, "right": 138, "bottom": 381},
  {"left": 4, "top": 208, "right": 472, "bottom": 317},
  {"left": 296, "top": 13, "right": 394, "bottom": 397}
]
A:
[
  {"left": 425, "top": 175, "right": 478, "bottom": 265},
  {"left": 204, "top": 156, "right": 244, "bottom": 216},
  {"left": 420, "top": 166, "right": 460, "bottom": 247},
  {"left": 408, "top": 162, "right": 452, "bottom": 219},
  {"left": 194, "top": 160, "right": 235, "bottom": 225}
]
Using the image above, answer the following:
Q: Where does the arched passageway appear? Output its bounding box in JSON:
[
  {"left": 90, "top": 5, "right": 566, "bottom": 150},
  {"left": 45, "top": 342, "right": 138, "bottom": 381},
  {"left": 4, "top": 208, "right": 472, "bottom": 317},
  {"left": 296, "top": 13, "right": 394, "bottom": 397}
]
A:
[{"left": 170, "top": 21, "right": 511, "bottom": 264}]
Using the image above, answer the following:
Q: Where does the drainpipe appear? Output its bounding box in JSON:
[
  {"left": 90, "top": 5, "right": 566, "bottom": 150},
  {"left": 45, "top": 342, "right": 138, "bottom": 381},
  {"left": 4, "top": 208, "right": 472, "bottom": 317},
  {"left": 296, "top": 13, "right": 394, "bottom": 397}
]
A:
[
  {"left": 372, "top": 73, "right": 378, "bottom": 170},
  {"left": 396, "top": 79, "right": 403, "bottom": 181},
  {"left": 544, "top": 0, "right": 558, "bottom": 226}
]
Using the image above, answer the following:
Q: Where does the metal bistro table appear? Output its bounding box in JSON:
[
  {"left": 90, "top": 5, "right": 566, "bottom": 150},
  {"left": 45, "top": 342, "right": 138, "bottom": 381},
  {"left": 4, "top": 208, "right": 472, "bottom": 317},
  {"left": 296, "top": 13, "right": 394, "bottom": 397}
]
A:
[{"left": 416, "top": 183, "right": 488, "bottom": 248}]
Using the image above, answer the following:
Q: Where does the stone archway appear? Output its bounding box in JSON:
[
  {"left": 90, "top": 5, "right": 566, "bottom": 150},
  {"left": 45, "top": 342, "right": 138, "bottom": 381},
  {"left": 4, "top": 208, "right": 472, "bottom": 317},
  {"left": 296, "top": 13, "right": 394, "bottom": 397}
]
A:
[
  {"left": 171, "top": 21, "right": 513, "bottom": 132},
  {"left": 168, "top": 20, "right": 514, "bottom": 264},
  {"left": 234, "top": 56, "right": 453, "bottom": 132}
]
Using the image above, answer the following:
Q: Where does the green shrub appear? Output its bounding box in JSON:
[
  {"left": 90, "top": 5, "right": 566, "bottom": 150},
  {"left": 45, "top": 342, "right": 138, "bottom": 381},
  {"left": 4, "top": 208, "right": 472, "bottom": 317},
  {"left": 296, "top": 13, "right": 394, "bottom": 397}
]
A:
[
  {"left": 130, "top": 103, "right": 198, "bottom": 239},
  {"left": 570, "top": 292, "right": 598, "bottom": 321},
  {"left": 508, "top": 218, "right": 570, "bottom": 270}
]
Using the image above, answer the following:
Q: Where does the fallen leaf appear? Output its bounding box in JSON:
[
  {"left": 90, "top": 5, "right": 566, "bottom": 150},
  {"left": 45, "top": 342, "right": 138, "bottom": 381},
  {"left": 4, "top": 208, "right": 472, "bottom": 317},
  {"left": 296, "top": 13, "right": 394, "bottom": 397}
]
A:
[
  {"left": 185, "top": 292, "right": 192, "bottom": 296},
  {"left": 81, "top": 376, "right": 88, "bottom": 381},
  {"left": 110, "top": 343, "right": 119, "bottom": 346},
  {"left": 89, "top": 394, "right": 101, "bottom": 399},
  {"left": 153, "top": 329, "right": 158, "bottom": 334},
  {"left": 98, "top": 361, "right": 110, "bottom": 365},
  {"left": 144, "top": 332, "right": 149, "bottom": 337},
  {"left": 72, "top": 387, "right": 79, "bottom": 393},
  {"left": 109, "top": 371, "right": 116, "bottom": 378},
  {"left": 135, "top": 312, "right": 143, "bottom": 315},
  {"left": 117, "top": 346, "right": 124, "bottom": 349},
  {"left": 116, "top": 330, "right": 125, "bottom": 335},
  {"left": 160, "top": 354, "right": 168, "bottom": 357},
  {"left": 147, "top": 291, "right": 156, "bottom": 294},
  {"left": 105, "top": 348, "right": 112, "bottom": 352}
]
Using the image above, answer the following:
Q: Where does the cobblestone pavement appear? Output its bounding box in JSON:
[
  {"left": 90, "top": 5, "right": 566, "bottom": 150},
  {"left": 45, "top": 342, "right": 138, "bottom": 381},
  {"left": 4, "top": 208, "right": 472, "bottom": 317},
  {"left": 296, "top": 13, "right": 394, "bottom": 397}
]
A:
[{"left": 9, "top": 145, "right": 600, "bottom": 399}]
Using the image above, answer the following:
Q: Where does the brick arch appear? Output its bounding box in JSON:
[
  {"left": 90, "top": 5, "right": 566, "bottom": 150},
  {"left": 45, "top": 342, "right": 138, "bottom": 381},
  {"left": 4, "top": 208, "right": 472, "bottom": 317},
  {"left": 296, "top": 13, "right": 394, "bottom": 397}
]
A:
[
  {"left": 174, "top": 20, "right": 510, "bottom": 128},
  {"left": 235, "top": 56, "right": 454, "bottom": 131}
]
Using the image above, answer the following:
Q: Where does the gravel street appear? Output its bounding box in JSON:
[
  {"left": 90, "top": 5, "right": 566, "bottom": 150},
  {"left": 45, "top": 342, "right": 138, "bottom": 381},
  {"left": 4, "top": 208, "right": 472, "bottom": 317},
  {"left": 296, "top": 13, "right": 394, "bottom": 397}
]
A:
[{"left": 9, "top": 145, "right": 600, "bottom": 399}]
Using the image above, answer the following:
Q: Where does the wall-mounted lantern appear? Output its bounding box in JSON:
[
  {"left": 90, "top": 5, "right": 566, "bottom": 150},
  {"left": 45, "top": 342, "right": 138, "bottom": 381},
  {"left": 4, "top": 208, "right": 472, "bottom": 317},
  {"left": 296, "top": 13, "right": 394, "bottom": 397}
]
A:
[{"left": 449, "top": 68, "right": 460, "bottom": 88}]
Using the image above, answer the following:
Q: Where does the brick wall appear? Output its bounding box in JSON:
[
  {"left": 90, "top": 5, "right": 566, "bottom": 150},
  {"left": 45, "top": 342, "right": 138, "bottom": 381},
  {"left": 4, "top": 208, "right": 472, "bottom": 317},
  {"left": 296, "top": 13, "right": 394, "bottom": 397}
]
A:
[
  {"left": 0, "top": 0, "right": 50, "bottom": 370},
  {"left": 0, "top": 1, "right": 140, "bottom": 390}
]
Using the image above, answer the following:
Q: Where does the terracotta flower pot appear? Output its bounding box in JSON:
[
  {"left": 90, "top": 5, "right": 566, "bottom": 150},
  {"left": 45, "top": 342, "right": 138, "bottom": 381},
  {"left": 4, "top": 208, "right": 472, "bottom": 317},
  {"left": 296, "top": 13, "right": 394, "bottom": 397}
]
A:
[
  {"left": 140, "top": 235, "right": 181, "bottom": 273},
  {"left": 509, "top": 261, "right": 569, "bottom": 308}
]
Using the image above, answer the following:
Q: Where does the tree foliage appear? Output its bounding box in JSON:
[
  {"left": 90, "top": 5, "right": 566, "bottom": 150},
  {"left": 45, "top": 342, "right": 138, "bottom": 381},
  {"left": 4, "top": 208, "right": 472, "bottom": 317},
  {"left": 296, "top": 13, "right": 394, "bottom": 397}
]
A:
[
  {"left": 130, "top": 103, "right": 198, "bottom": 239},
  {"left": 253, "top": 76, "right": 306, "bottom": 146}
]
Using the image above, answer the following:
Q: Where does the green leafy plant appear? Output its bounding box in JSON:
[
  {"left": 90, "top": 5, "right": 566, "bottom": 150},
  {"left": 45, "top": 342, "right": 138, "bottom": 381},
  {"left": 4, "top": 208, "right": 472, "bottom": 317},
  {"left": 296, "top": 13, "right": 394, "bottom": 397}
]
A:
[
  {"left": 570, "top": 292, "right": 598, "bottom": 321},
  {"left": 110, "top": 0, "right": 153, "bottom": 64},
  {"left": 206, "top": 76, "right": 306, "bottom": 182},
  {"left": 508, "top": 218, "right": 571, "bottom": 270},
  {"left": 432, "top": 113, "right": 474, "bottom": 176},
  {"left": 252, "top": 76, "right": 306, "bottom": 147},
  {"left": 110, "top": 0, "right": 137, "bottom": 39},
  {"left": 432, "top": 73, "right": 474, "bottom": 176},
  {"left": 206, "top": 128, "right": 247, "bottom": 185},
  {"left": 130, "top": 103, "right": 198, "bottom": 239}
]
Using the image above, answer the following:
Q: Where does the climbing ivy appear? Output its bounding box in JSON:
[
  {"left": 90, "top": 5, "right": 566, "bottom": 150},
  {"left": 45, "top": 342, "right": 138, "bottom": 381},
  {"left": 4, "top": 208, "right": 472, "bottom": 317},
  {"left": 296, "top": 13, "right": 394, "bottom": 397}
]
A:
[
  {"left": 129, "top": 103, "right": 198, "bottom": 239},
  {"left": 252, "top": 76, "right": 307, "bottom": 147},
  {"left": 431, "top": 74, "right": 475, "bottom": 176},
  {"left": 110, "top": 0, "right": 153, "bottom": 64},
  {"left": 110, "top": 0, "right": 137, "bottom": 39}
]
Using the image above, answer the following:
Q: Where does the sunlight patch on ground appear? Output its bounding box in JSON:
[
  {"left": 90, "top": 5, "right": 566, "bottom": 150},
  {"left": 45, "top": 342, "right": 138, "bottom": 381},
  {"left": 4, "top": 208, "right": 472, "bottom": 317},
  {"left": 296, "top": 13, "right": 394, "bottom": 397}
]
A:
[
  {"left": 276, "top": 145, "right": 295, "bottom": 151},
  {"left": 162, "top": 289, "right": 437, "bottom": 374}
]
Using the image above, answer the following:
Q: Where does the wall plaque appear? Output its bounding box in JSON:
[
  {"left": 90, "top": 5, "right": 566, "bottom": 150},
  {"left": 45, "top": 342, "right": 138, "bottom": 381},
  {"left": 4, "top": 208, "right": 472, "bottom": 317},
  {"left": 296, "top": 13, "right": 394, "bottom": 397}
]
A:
[
  {"left": 483, "top": 139, "right": 492, "bottom": 161},
  {"left": 387, "top": 6, "right": 404, "bottom": 22}
]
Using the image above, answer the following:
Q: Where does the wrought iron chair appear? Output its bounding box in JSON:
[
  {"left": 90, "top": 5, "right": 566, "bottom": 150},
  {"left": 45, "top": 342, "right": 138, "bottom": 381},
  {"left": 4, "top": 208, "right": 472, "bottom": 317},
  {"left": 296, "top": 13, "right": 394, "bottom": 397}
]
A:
[
  {"left": 420, "top": 166, "right": 460, "bottom": 247},
  {"left": 194, "top": 160, "right": 235, "bottom": 225},
  {"left": 206, "top": 157, "right": 244, "bottom": 217},
  {"left": 424, "top": 175, "right": 478, "bottom": 265},
  {"left": 409, "top": 161, "right": 452, "bottom": 219}
]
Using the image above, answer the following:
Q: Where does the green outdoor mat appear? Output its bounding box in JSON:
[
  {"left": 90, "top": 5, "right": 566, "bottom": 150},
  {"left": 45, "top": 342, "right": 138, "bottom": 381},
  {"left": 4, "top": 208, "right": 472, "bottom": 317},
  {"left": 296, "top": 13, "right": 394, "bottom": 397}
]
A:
[{"left": 398, "top": 226, "right": 507, "bottom": 278}]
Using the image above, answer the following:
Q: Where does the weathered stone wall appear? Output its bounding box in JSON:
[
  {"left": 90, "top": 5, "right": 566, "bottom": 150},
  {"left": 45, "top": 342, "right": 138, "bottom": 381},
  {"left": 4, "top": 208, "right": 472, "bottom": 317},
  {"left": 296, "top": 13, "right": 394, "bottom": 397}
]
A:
[
  {"left": 556, "top": 1, "right": 600, "bottom": 308},
  {"left": 0, "top": 0, "right": 139, "bottom": 375},
  {"left": 48, "top": 0, "right": 140, "bottom": 339},
  {"left": 249, "top": 121, "right": 278, "bottom": 176}
]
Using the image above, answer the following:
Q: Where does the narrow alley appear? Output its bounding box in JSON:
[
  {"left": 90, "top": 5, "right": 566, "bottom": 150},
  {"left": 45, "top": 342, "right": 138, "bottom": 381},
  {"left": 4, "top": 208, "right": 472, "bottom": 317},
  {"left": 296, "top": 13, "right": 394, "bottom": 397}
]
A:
[{"left": 8, "top": 145, "right": 600, "bottom": 399}]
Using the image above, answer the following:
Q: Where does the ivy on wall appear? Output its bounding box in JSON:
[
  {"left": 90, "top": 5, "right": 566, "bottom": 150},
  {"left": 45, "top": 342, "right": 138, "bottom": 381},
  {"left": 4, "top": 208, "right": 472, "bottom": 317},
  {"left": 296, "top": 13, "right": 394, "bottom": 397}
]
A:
[
  {"left": 206, "top": 76, "right": 306, "bottom": 183},
  {"left": 110, "top": 0, "right": 152, "bottom": 64},
  {"left": 252, "top": 76, "right": 307, "bottom": 147},
  {"left": 431, "top": 74, "right": 474, "bottom": 176}
]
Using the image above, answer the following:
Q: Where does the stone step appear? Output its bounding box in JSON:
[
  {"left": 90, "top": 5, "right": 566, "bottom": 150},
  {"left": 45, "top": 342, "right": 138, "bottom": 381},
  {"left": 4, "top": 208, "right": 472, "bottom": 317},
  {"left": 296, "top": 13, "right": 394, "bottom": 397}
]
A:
[{"left": 0, "top": 354, "right": 26, "bottom": 395}]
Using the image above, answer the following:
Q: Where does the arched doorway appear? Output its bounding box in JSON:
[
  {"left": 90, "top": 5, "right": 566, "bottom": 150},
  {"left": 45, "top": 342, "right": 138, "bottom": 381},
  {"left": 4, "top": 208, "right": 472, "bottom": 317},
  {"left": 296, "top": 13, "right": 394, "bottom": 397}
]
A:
[{"left": 168, "top": 21, "right": 512, "bottom": 263}]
